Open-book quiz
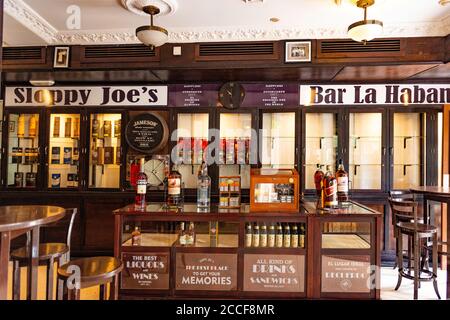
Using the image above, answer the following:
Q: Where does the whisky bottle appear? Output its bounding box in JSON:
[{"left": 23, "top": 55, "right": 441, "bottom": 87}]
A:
[
  {"left": 197, "top": 161, "right": 211, "bottom": 208},
  {"left": 314, "top": 164, "right": 325, "bottom": 197},
  {"left": 299, "top": 224, "right": 306, "bottom": 248},
  {"left": 291, "top": 224, "right": 299, "bottom": 248},
  {"left": 64, "top": 118, "right": 72, "bottom": 138},
  {"left": 179, "top": 222, "right": 187, "bottom": 246},
  {"left": 245, "top": 223, "right": 253, "bottom": 248},
  {"left": 114, "top": 120, "right": 121, "bottom": 138},
  {"left": 283, "top": 224, "right": 291, "bottom": 248},
  {"left": 268, "top": 224, "right": 275, "bottom": 248},
  {"left": 276, "top": 224, "right": 283, "bottom": 248},
  {"left": 167, "top": 164, "right": 183, "bottom": 208},
  {"left": 252, "top": 223, "right": 260, "bottom": 248},
  {"left": 336, "top": 159, "right": 349, "bottom": 203},
  {"left": 17, "top": 115, "right": 26, "bottom": 138},
  {"left": 92, "top": 118, "right": 100, "bottom": 137},
  {"left": 131, "top": 227, "right": 141, "bottom": 246},
  {"left": 28, "top": 115, "right": 37, "bottom": 137},
  {"left": 322, "top": 165, "right": 338, "bottom": 208},
  {"left": 260, "top": 223, "right": 268, "bottom": 247},
  {"left": 135, "top": 158, "right": 147, "bottom": 209},
  {"left": 186, "top": 222, "right": 196, "bottom": 246},
  {"left": 103, "top": 120, "right": 112, "bottom": 137}
]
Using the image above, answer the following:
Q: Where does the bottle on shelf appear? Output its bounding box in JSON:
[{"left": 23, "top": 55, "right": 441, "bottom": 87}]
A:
[
  {"left": 276, "top": 223, "right": 283, "bottom": 248},
  {"left": 336, "top": 159, "right": 349, "bottom": 203},
  {"left": 197, "top": 161, "right": 211, "bottom": 208},
  {"left": 103, "top": 120, "right": 112, "bottom": 137},
  {"left": 322, "top": 165, "right": 338, "bottom": 209},
  {"left": 186, "top": 222, "right": 196, "bottom": 246},
  {"left": 179, "top": 222, "right": 187, "bottom": 246},
  {"left": 92, "top": 118, "right": 100, "bottom": 137},
  {"left": 283, "top": 224, "right": 291, "bottom": 248},
  {"left": 260, "top": 223, "right": 268, "bottom": 247},
  {"left": 314, "top": 164, "right": 325, "bottom": 198},
  {"left": 17, "top": 114, "right": 26, "bottom": 138},
  {"left": 291, "top": 224, "right": 299, "bottom": 248},
  {"left": 245, "top": 222, "right": 253, "bottom": 248},
  {"left": 299, "top": 224, "right": 306, "bottom": 248},
  {"left": 131, "top": 226, "right": 141, "bottom": 246},
  {"left": 134, "top": 158, "right": 147, "bottom": 209},
  {"left": 268, "top": 224, "right": 275, "bottom": 248},
  {"left": 252, "top": 223, "right": 260, "bottom": 248},
  {"left": 28, "top": 115, "right": 37, "bottom": 137},
  {"left": 167, "top": 164, "right": 183, "bottom": 208}
]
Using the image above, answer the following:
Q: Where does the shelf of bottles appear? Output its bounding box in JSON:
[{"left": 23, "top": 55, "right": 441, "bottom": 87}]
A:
[
  {"left": 123, "top": 221, "right": 239, "bottom": 248},
  {"left": 245, "top": 222, "right": 306, "bottom": 249},
  {"left": 7, "top": 113, "right": 39, "bottom": 188},
  {"left": 219, "top": 113, "right": 252, "bottom": 189},
  {"left": 48, "top": 114, "right": 80, "bottom": 189},
  {"left": 89, "top": 113, "right": 121, "bottom": 188},
  {"left": 349, "top": 113, "right": 382, "bottom": 190},
  {"left": 305, "top": 113, "right": 338, "bottom": 190},
  {"left": 393, "top": 113, "right": 425, "bottom": 189},
  {"left": 321, "top": 221, "right": 371, "bottom": 249},
  {"left": 176, "top": 113, "right": 209, "bottom": 188},
  {"left": 261, "top": 112, "right": 296, "bottom": 169}
]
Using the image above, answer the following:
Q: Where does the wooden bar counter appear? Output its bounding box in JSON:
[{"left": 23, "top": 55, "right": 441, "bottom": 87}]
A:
[{"left": 113, "top": 201, "right": 381, "bottom": 299}]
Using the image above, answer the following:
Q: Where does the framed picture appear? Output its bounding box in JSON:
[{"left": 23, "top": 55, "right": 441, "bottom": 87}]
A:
[
  {"left": 54, "top": 47, "right": 70, "bottom": 68},
  {"left": 285, "top": 41, "right": 311, "bottom": 63},
  {"left": 9, "top": 121, "right": 15, "bottom": 133}
]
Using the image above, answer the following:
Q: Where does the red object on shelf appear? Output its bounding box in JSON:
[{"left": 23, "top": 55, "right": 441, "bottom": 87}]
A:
[{"left": 130, "top": 161, "right": 140, "bottom": 187}]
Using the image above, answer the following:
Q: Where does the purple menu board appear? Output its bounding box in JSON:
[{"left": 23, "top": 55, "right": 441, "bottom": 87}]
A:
[
  {"left": 169, "top": 84, "right": 220, "bottom": 107},
  {"left": 242, "top": 84, "right": 299, "bottom": 107}
]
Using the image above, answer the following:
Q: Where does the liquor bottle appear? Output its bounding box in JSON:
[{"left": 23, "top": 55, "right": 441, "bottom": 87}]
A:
[
  {"left": 17, "top": 115, "right": 25, "bottom": 138},
  {"left": 276, "top": 224, "right": 283, "bottom": 248},
  {"left": 197, "top": 161, "right": 211, "bottom": 208},
  {"left": 283, "top": 224, "right": 291, "bottom": 248},
  {"left": 260, "top": 223, "right": 268, "bottom": 247},
  {"left": 245, "top": 223, "right": 253, "bottom": 247},
  {"left": 135, "top": 158, "right": 147, "bottom": 209},
  {"left": 299, "top": 224, "right": 306, "bottom": 248},
  {"left": 209, "top": 221, "right": 218, "bottom": 247},
  {"left": 114, "top": 120, "right": 121, "bottom": 138},
  {"left": 336, "top": 159, "right": 349, "bottom": 203},
  {"left": 186, "top": 222, "right": 196, "bottom": 246},
  {"left": 268, "top": 224, "right": 276, "bottom": 248},
  {"left": 28, "top": 115, "right": 37, "bottom": 137},
  {"left": 314, "top": 164, "right": 325, "bottom": 198},
  {"left": 103, "top": 120, "right": 112, "bottom": 137},
  {"left": 291, "top": 224, "right": 299, "bottom": 248},
  {"left": 167, "top": 164, "right": 183, "bottom": 208},
  {"left": 130, "top": 159, "right": 139, "bottom": 187},
  {"left": 179, "top": 222, "right": 187, "bottom": 246},
  {"left": 252, "top": 224, "right": 260, "bottom": 248},
  {"left": 64, "top": 118, "right": 72, "bottom": 138},
  {"left": 53, "top": 117, "right": 60, "bottom": 137},
  {"left": 322, "top": 165, "right": 338, "bottom": 208},
  {"left": 131, "top": 227, "right": 141, "bottom": 246},
  {"left": 92, "top": 118, "right": 100, "bottom": 137}
]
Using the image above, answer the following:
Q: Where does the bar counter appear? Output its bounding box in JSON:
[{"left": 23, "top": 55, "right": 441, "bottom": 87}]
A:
[{"left": 113, "top": 200, "right": 382, "bottom": 299}]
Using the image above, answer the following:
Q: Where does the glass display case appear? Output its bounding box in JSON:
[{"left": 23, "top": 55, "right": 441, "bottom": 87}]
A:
[
  {"left": 261, "top": 112, "right": 296, "bottom": 169},
  {"left": 7, "top": 112, "right": 40, "bottom": 188},
  {"left": 393, "top": 113, "right": 425, "bottom": 189},
  {"left": 349, "top": 113, "right": 382, "bottom": 190},
  {"left": 219, "top": 113, "right": 252, "bottom": 188},
  {"left": 89, "top": 113, "right": 122, "bottom": 189},
  {"left": 305, "top": 113, "right": 338, "bottom": 190},
  {"left": 48, "top": 113, "right": 81, "bottom": 189}
]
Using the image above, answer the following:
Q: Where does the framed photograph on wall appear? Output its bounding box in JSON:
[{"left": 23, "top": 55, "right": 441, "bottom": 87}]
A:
[
  {"left": 285, "top": 41, "right": 311, "bottom": 63},
  {"left": 54, "top": 47, "right": 70, "bottom": 68}
]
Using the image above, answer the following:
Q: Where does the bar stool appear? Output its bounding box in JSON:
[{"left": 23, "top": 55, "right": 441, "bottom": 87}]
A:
[
  {"left": 390, "top": 199, "right": 440, "bottom": 299},
  {"left": 10, "top": 208, "right": 77, "bottom": 300},
  {"left": 57, "top": 257, "right": 123, "bottom": 300}
]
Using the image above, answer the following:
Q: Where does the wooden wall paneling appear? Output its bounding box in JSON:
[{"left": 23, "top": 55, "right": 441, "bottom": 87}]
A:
[
  {"left": 333, "top": 64, "right": 439, "bottom": 81},
  {"left": 409, "top": 63, "right": 450, "bottom": 80}
]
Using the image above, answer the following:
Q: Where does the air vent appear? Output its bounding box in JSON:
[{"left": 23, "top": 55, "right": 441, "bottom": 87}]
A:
[
  {"left": 80, "top": 45, "right": 160, "bottom": 63},
  {"left": 318, "top": 39, "right": 404, "bottom": 58},
  {"left": 196, "top": 42, "right": 279, "bottom": 61},
  {"left": 2, "top": 47, "right": 46, "bottom": 64}
]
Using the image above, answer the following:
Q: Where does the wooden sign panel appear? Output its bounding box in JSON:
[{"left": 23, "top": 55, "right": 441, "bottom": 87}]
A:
[
  {"left": 121, "top": 252, "right": 170, "bottom": 290},
  {"left": 243, "top": 254, "right": 305, "bottom": 292}
]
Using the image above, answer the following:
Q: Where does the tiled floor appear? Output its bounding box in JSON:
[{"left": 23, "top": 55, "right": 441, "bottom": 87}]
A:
[{"left": 381, "top": 267, "right": 447, "bottom": 300}]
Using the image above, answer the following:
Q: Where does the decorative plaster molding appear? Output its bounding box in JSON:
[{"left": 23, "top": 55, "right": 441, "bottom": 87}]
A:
[{"left": 121, "top": 0, "right": 178, "bottom": 16}]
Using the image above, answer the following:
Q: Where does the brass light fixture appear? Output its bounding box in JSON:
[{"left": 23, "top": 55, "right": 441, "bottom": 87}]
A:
[
  {"left": 136, "top": 5, "right": 169, "bottom": 49},
  {"left": 348, "top": 0, "right": 383, "bottom": 43}
]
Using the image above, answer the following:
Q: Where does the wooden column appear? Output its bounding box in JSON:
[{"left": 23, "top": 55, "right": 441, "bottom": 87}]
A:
[{"left": 441, "top": 104, "right": 449, "bottom": 270}]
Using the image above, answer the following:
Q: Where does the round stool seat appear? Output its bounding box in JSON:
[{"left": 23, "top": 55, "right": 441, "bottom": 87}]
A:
[
  {"left": 397, "top": 222, "right": 437, "bottom": 236},
  {"left": 11, "top": 243, "right": 69, "bottom": 261},
  {"left": 58, "top": 257, "right": 123, "bottom": 285}
]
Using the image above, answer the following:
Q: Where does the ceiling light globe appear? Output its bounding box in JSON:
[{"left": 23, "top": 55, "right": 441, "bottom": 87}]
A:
[
  {"left": 347, "top": 20, "right": 383, "bottom": 42},
  {"left": 136, "top": 26, "right": 169, "bottom": 47}
]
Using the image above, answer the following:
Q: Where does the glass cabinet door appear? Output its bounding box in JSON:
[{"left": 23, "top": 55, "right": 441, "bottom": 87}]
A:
[
  {"left": 305, "top": 113, "right": 338, "bottom": 189},
  {"left": 349, "top": 113, "right": 382, "bottom": 190},
  {"left": 48, "top": 113, "right": 81, "bottom": 189},
  {"left": 219, "top": 113, "right": 252, "bottom": 188},
  {"left": 89, "top": 113, "right": 122, "bottom": 189},
  {"left": 7, "top": 112, "right": 40, "bottom": 188},
  {"left": 393, "top": 113, "right": 425, "bottom": 189},
  {"left": 261, "top": 112, "right": 296, "bottom": 169},
  {"left": 176, "top": 113, "right": 209, "bottom": 188}
]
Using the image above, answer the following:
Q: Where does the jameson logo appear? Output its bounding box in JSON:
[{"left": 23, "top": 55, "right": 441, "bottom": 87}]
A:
[
  {"left": 176, "top": 253, "right": 237, "bottom": 291},
  {"left": 132, "top": 120, "right": 159, "bottom": 127},
  {"left": 121, "top": 253, "right": 169, "bottom": 290},
  {"left": 244, "top": 254, "right": 305, "bottom": 292},
  {"left": 300, "top": 84, "right": 450, "bottom": 105},
  {"left": 5, "top": 86, "right": 168, "bottom": 106}
]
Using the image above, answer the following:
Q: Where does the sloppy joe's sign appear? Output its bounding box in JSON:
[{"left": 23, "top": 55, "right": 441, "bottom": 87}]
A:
[
  {"left": 121, "top": 252, "right": 169, "bottom": 290},
  {"left": 5, "top": 86, "right": 168, "bottom": 107},
  {"left": 300, "top": 84, "right": 450, "bottom": 105}
]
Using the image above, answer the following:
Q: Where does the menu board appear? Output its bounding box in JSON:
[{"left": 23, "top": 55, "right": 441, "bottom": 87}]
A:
[
  {"left": 243, "top": 254, "right": 305, "bottom": 292},
  {"left": 321, "top": 255, "right": 371, "bottom": 293},
  {"left": 125, "top": 113, "right": 168, "bottom": 153},
  {"left": 169, "top": 84, "right": 220, "bottom": 107},
  {"left": 175, "top": 253, "right": 237, "bottom": 291},
  {"left": 242, "top": 84, "right": 299, "bottom": 107},
  {"left": 121, "top": 252, "right": 170, "bottom": 290}
]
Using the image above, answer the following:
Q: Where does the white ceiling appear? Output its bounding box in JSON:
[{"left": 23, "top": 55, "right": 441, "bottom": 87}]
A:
[{"left": 3, "top": 0, "right": 450, "bottom": 46}]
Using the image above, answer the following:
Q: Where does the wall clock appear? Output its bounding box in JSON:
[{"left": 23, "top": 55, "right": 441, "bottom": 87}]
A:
[{"left": 218, "top": 82, "right": 245, "bottom": 109}]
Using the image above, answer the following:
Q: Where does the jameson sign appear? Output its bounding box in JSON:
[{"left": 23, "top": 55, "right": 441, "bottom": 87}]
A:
[
  {"left": 121, "top": 252, "right": 170, "bottom": 290},
  {"left": 243, "top": 254, "right": 305, "bottom": 292},
  {"left": 175, "top": 253, "right": 237, "bottom": 291},
  {"left": 300, "top": 84, "right": 450, "bottom": 105},
  {"left": 125, "top": 113, "right": 168, "bottom": 154},
  {"left": 321, "top": 255, "right": 371, "bottom": 293},
  {"left": 5, "top": 86, "right": 168, "bottom": 106}
]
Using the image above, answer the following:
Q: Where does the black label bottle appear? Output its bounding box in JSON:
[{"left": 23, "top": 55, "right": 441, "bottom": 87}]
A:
[
  {"left": 253, "top": 223, "right": 260, "bottom": 248},
  {"left": 245, "top": 223, "right": 253, "bottom": 247},
  {"left": 268, "top": 224, "right": 275, "bottom": 248},
  {"left": 260, "top": 223, "right": 267, "bottom": 247},
  {"left": 283, "top": 224, "right": 291, "bottom": 248},
  {"left": 291, "top": 224, "right": 299, "bottom": 248},
  {"left": 276, "top": 224, "right": 283, "bottom": 248}
]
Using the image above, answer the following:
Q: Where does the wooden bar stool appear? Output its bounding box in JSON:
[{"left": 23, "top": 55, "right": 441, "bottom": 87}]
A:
[
  {"left": 57, "top": 257, "right": 123, "bottom": 300},
  {"left": 11, "top": 208, "right": 77, "bottom": 300}
]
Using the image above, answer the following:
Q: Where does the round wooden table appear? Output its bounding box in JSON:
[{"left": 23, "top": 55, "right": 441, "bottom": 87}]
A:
[{"left": 0, "top": 206, "right": 66, "bottom": 300}]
